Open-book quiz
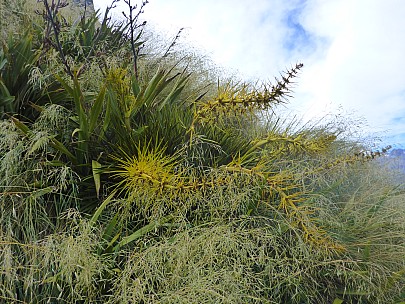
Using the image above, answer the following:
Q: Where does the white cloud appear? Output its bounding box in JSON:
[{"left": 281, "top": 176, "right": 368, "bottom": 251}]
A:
[
  {"left": 93, "top": 0, "right": 405, "bottom": 146},
  {"left": 297, "top": 0, "right": 405, "bottom": 144}
]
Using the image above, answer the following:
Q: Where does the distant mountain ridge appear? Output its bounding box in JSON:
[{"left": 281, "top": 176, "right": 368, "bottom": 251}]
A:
[
  {"left": 389, "top": 148, "right": 405, "bottom": 157},
  {"left": 385, "top": 148, "right": 405, "bottom": 176},
  {"left": 72, "top": 0, "right": 94, "bottom": 10},
  {"left": 68, "top": 0, "right": 94, "bottom": 12}
]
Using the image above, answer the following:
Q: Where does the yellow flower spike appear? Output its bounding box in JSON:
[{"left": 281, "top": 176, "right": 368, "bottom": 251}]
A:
[{"left": 189, "top": 64, "right": 303, "bottom": 129}]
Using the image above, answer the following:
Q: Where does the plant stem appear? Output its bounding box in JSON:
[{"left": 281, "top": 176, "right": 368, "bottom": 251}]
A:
[{"left": 43, "top": 0, "right": 73, "bottom": 78}]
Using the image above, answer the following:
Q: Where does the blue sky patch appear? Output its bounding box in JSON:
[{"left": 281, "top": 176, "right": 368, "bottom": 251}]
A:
[
  {"left": 283, "top": 4, "right": 315, "bottom": 53},
  {"left": 385, "top": 132, "right": 405, "bottom": 148},
  {"left": 391, "top": 116, "right": 405, "bottom": 123}
]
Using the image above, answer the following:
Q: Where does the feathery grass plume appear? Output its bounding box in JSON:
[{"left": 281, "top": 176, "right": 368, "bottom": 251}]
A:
[
  {"left": 40, "top": 213, "right": 109, "bottom": 302},
  {"left": 33, "top": 103, "right": 72, "bottom": 134},
  {"left": 0, "top": 113, "right": 80, "bottom": 244},
  {"left": 0, "top": 211, "right": 110, "bottom": 303}
]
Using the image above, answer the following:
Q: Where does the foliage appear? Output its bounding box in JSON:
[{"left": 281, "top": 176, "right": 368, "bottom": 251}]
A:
[{"left": 0, "top": 1, "right": 404, "bottom": 303}]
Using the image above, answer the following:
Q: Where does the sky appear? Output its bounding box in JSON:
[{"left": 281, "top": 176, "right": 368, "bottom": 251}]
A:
[{"left": 93, "top": 0, "right": 405, "bottom": 148}]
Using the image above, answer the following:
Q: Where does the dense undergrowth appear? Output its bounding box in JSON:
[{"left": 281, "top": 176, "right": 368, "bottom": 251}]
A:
[{"left": 0, "top": 0, "right": 404, "bottom": 303}]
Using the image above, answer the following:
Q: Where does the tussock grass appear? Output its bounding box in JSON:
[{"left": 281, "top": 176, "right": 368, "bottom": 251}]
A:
[{"left": 110, "top": 217, "right": 348, "bottom": 304}]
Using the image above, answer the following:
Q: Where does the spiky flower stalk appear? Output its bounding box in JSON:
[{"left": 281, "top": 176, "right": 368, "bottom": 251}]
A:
[
  {"left": 39, "top": 0, "right": 73, "bottom": 78},
  {"left": 122, "top": 0, "right": 148, "bottom": 79},
  {"left": 188, "top": 63, "right": 303, "bottom": 144},
  {"left": 194, "top": 63, "right": 303, "bottom": 122}
]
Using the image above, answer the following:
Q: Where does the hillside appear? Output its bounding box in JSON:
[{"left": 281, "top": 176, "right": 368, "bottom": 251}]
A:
[
  {"left": 387, "top": 148, "right": 405, "bottom": 177},
  {"left": 1, "top": 0, "right": 94, "bottom": 40},
  {"left": 0, "top": 1, "right": 404, "bottom": 303},
  {"left": 73, "top": 0, "right": 94, "bottom": 7}
]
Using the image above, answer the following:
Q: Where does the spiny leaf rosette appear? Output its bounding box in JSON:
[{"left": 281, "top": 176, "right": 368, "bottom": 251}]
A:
[{"left": 111, "top": 142, "right": 181, "bottom": 196}]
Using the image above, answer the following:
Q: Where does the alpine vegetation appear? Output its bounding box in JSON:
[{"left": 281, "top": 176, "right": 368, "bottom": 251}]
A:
[{"left": 0, "top": 0, "right": 404, "bottom": 303}]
